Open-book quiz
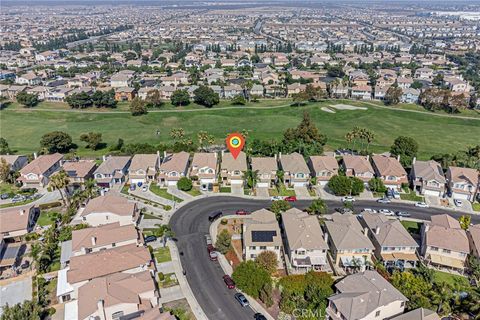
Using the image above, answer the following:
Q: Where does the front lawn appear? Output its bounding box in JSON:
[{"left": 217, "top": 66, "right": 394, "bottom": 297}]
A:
[
  {"left": 473, "top": 202, "right": 480, "bottom": 212},
  {"left": 154, "top": 247, "right": 172, "bottom": 263},
  {"left": 37, "top": 211, "right": 58, "bottom": 227},
  {"left": 269, "top": 184, "right": 296, "bottom": 197},
  {"left": 142, "top": 212, "right": 161, "bottom": 220},
  {"left": 0, "top": 183, "right": 19, "bottom": 195},
  {"left": 158, "top": 272, "right": 178, "bottom": 288},
  {"left": 400, "top": 189, "right": 424, "bottom": 202},
  {"left": 400, "top": 220, "right": 421, "bottom": 235},
  {"left": 432, "top": 270, "right": 469, "bottom": 287},
  {"left": 149, "top": 184, "right": 183, "bottom": 202},
  {"left": 219, "top": 187, "right": 231, "bottom": 193},
  {"left": 185, "top": 188, "right": 202, "bottom": 196}
]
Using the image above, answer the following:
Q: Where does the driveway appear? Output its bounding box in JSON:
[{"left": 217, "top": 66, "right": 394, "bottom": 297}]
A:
[
  {"left": 294, "top": 186, "right": 310, "bottom": 199},
  {"left": 0, "top": 276, "right": 32, "bottom": 316},
  {"left": 231, "top": 185, "right": 244, "bottom": 196},
  {"left": 256, "top": 187, "right": 269, "bottom": 198},
  {"left": 168, "top": 187, "right": 194, "bottom": 201}
]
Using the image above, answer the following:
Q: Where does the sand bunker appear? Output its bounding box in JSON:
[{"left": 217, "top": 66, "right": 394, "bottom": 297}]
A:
[
  {"left": 321, "top": 107, "right": 336, "bottom": 113},
  {"left": 330, "top": 104, "right": 367, "bottom": 110}
]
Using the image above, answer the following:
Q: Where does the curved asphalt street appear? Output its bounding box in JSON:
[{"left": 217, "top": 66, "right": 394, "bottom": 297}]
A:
[{"left": 169, "top": 196, "right": 479, "bottom": 320}]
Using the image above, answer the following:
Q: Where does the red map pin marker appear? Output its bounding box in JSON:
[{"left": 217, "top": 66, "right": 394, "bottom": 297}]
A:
[{"left": 226, "top": 133, "right": 245, "bottom": 160}]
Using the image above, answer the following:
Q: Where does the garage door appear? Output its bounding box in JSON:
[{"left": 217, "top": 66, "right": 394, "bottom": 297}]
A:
[
  {"left": 231, "top": 179, "right": 244, "bottom": 185},
  {"left": 257, "top": 182, "right": 269, "bottom": 188},
  {"left": 293, "top": 181, "right": 307, "bottom": 187},
  {"left": 453, "top": 192, "right": 470, "bottom": 201},
  {"left": 423, "top": 189, "right": 440, "bottom": 197},
  {"left": 319, "top": 180, "right": 328, "bottom": 186},
  {"left": 200, "top": 178, "right": 215, "bottom": 185},
  {"left": 130, "top": 178, "right": 145, "bottom": 185},
  {"left": 167, "top": 180, "right": 178, "bottom": 187}
]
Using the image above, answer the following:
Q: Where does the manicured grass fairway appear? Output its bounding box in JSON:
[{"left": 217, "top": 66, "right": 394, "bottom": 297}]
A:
[{"left": 2, "top": 100, "right": 480, "bottom": 159}]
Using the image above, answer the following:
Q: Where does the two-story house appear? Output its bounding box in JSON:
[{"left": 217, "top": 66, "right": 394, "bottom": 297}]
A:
[
  {"left": 281, "top": 208, "right": 329, "bottom": 271},
  {"left": 251, "top": 156, "right": 278, "bottom": 188},
  {"left": 446, "top": 166, "right": 479, "bottom": 201},
  {"left": 0, "top": 155, "right": 28, "bottom": 172},
  {"left": 308, "top": 155, "right": 339, "bottom": 186},
  {"left": 78, "top": 195, "right": 139, "bottom": 227},
  {"left": 342, "top": 155, "right": 375, "bottom": 184},
  {"left": 128, "top": 153, "right": 160, "bottom": 185},
  {"left": 0, "top": 205, "right": 38, "bottom": 240},
  {"left": 278, "top": 152, "right": 310, "bottom": 187},
  {"left": 17, "top": 153, "right": 64, "bottom": 188},
  {"left": 421, "top": 214, "right": 469, "bottom": 272},
  {"left": 189, "top": 152, "right": 218, "bottom": 190},
  {"left": 361, "top": 212, "right": 419, "bottom": 270},
  {"left": 327, "top": 270, "right": 407, "bottom": 320},
  {"left": 468, "top": 224, "right": 480, "bottom": 260},
  {"left": 410, "top": 159, "right": 446, "bottom": 197},
  {"left": 157, "top": 151, "right": 190, "bottom": 187},
  {"left": 221, "top": 151, "right": 247, "bottom": 186},
  {"left": 243, "top": 209, "right": 283, "bottom": 268},
  {"left": 323, "top": 212, "right": 375, "bottom": 273},
  {"left": 94, "top": 156, "right": 131, "bottom": 188},
  {"left": 62, "top": 160, "right": 97, "bottom": 189},
  {"left": 371, "top": 155, "right": 408, "bottom": 191}
]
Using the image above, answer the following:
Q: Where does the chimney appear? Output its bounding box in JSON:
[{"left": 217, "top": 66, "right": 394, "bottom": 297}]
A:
[
  {"left": 100, "top": 189, "right": 105, "bottom": 196},
  {"left": 424, "top": 224, "right": 430, "bottom": 233},
  {"left": 274, "top": 154, "right": 277, "bottom": 161},
  {"left": 97, "top": 300, "right": 106, "bottom": 320},
  {"left": 91, "top": 236, "right": 96, "bottom": 246},
  {"left": 279, "top": 152, "right": 282, "bottom": 159},
  {"left": 163, "top": 151, "right": 167, "bottom": 159},
  {"left": 19, "top": 209, "right": 25, "bottom": 216},
  {"left": 397, "top": 154, "right": 400, "bottom": 162},
  {"left": 33, "top": 152, "right": 37, "bottom": 159},
  {"left": 363, "top": 227, "right": 368, "bottom": 237},
  {"left": 102, "top": 155, "right": 106, "bottom": 162},
  {"left": 323, "top": 233, "right": 328, "bottom": 243},
  {"left": 375, "top": 227, "right": 380, "bottom": 235},
  {"left": 412, "top": 157, "right": 416, "bottom": 165},
  {"left": 366, "top": 155, "right": 369, "bottom": 161},
  {"left": 157, "top": 150, "right": 160, "bottom": 158}
]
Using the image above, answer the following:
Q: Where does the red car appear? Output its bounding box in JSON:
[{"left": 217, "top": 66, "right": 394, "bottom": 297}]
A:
[
  {"left": 284, "top": 196, "right": 297, "bottom": 202},
  {"left": 235, "top": 209, "right": 250, "bottom": 215},
  {"left": 223, "top": 275, "right": 235, "bottom": 289}
]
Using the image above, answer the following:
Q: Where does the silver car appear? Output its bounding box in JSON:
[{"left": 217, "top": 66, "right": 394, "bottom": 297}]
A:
[{"left": 234, "top": 293, "right": 249, "bottom": 307}]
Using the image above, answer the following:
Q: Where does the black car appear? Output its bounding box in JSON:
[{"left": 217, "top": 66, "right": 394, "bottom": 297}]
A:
[
  {"left": 208, "top": 211, "right": 222, "bottom": 222},
  {"left": 254, "top": 313, "right": 267, "bottom": 320},
  {"left": 21, "top": 261, "right": 30, "bottom": 269},
  {"left": 0, "top": 193, "right": 9, "bottom": 200},
  {"left": 144, "top": 235, "right": 157, "bottom": 243}
]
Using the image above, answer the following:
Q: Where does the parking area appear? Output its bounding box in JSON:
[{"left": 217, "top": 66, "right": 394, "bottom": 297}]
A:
[{"left": 0, "top": 276, "right": 32, "bottom": 316}]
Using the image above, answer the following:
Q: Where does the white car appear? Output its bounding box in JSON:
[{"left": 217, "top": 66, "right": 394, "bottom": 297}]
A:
[
  {"left": 454, "top": 199, "right": 463, "bottom": 207},
  {"left": 270, "top": 196, "right": 283, "bottom": 201},
  {"left": 342, "top": 196, "right": 355, "bottom": 203},
  {"left": 379, "top": 209, "right": 395, "bottom": 216},
  {"left": 414, "top": 202, "right": 429, "bottom": 208},
  {"left": 142, "top": 185, "right": 148, "bottom": 192},
  {"left": 363, "top": 208, "right": 377, "bottom": 213}
]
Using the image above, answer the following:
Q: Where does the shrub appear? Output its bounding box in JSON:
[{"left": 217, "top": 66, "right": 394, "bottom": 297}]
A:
[
  {"left": 158, "top": 272, "right": 165, "bottom": 281},
  {"left": 220, "top": 219, "right": 228, "bottom": 225},
  {"left": 38, "top": 201, "right": 62, "bottom": 210},
  {"left": 177, "top": 177, "right": 193, "bottom": 191},
  {"left": 215, "top": 229, "right": 232, "bottom": 254},
  {"left": 163, "top": 205, "right": 172, "bottom": 211}
]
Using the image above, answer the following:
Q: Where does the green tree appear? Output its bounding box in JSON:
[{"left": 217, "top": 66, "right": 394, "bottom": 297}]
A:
[
  {"left": 16, "top": 92, "right": 39, "bottom": 108},
  {"left": 177, "top": 177, "right": 193, "bottom": 191},
  {"left": 292, "top": 91, "right": 309, "bottom": 106},
  {"left": 40, "top": 131, "right": 74, "bottom": 153},
  {"left": 232, "top": 260, "right": 272, "bottom": 300},
  {"left": 0, "top": 300, "right": 42, "bottom": 320},
  {"left": 468, "top": 255, "right": 480, "bottom": 281},
  {"left": 197, "top": 130, "right": 215, "bottom": 151},
  {"left": 327, "top": 175, "right": 352, "bottom": 196},
  {"left": 129, "top": 97, "right": 148, "bottom": 116},
  {"left": 391, "top": 270, "right": 433, "bottom": 310},
  {"left": 282, "top": 111, "right": 327, "bottom": 156},
  {"left": 65, "top": 92, "right": 93, "bottom": 109},
  {"left": 244, "top": 169, "right": 259, "bottom": 189},
  {"left": 304, "top": 84, "right": 327, "bottom": 101},
  {"left": 390, "top": 136, "right": 419, "bottom": 168},
  {"left": 368, "top": 177, "right": 386, "bottom": 193},
  {"left": 458, "top": 215, "right": 471, "bottom": 230},
  {"left": 0, "top": 158, "right": 11, "bottom": 183},
  {"left": 80, "top": 132, "right": 103, "bottom": 150},
  {"left": 255, "top": 250, "right": 278, "bottom": 274},
  {"left": 231, "top": 94, "right": 246, "bottom": 105},
  {"left": 307, "top": 198, "right": 328, "bottom": 215},
  {"left": 350, "top": 177, "right": 365, "bottom": 195},
  {"left": 145, "top": 89, "right": 164, "bottom": 108},
  {"left": 270, "top": 200, "right": 291, "bottom": 216},
  {"left": 193, "top": 85, "right": 219, "bottom": 108},
  {"left": 49, "top": 169, "right": 70, "bottom": 205},
  {"left": 384, "top": 86, "right": 402, "bottom": 105},
  {"left": 0, "top": 138, "right": 11, "bottom": 154},
  {"left": 170, "top": 89, "right": 190, "bottom": 106},
  {"left": 215, "top": 229, "right": 232, "bottom": 254}
]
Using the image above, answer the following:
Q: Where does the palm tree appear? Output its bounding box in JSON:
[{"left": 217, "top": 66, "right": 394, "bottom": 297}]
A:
[
  {"left": 345, "top": 131, "right": 354, "bottom": 150},
  {"left": 276, "top": 170, "right": 284, "bottom": 185},
  {"left": 244, "top": 169, "right": 259, "bottom": 190},
  {"left": 83, "top": 178, "right": 97, "bottom": 199},
  {"left": 49, "top": 169, "right": 70, "bottom": 205},
  {"left": 307, "top": 198, "right": 328, "bottom": 215},
  {"left": 29, "top": 243, "right": 41, "bottom": 268},
  {"left": 364, "top": 129, "right": 375, "bottom": 152}
]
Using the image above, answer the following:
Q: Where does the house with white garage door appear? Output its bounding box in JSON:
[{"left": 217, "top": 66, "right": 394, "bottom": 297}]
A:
[
  {"left": 220, "top": 151, "right": 247, "bottom": 186},
  {"left": 190, "top": 152, "right": 218, "bottom": 189},
  {"left": 157, "top": 151, "right": 190, "bottom": 187},
  {"left": 371, "top": 155, "right": 408, "bottom": 191},
  {"left": 128, "top": 153, "right": 160, "bottom": 185},
  {"left": 410, "top": 159, "right": 446, "bottom": 197},
  {"left": 446, "top": 166, "right": 479, "bottom": 201},
  {"left": 308, "top": 155, "right": 339, "bottom": 186},
  {"left": 278, "top": 152, "right": 310, "bottom": 187},
  {"left": 251, "top": 156, "right": 278, "bottom": 188}
]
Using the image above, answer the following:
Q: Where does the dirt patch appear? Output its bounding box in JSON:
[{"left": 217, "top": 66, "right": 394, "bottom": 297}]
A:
[
  {"left": 321, "top": 106, "right": 336, "bottom": 113},
  {"left": 163, "top": 298, "right": 195, "bottom": 320},
  {"left": 256, "top": 288, "right": 282, "bottom": 319},
  {"left": 225, "top": 249, "right": 241, "bottom": 269},
  {"left": 330, "top": 104, "right": 367, "bottom": 110}
]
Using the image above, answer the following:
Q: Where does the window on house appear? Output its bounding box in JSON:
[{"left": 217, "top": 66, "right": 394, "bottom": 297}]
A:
[
  {"left": 260, "top": 246, "right": 266, "bottom": 250},
  {"left": 375, "top": 311, "right": 380, "bottom": 317},
  {"left": 250, "top": 246, "right": 256, "bottom": 250},
  {"left": 401, "top": 302, "right": 405, "bottom": 307}
]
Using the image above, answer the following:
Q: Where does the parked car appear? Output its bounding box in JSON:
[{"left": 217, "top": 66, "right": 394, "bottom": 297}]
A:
[
  {"left": 11, "top": 195, "right": 26, "bottom": 203},
  {"left": 254, "top": 313, "right": 267, "bottom": 320},
  {"left": 129, "top": 184, "right": 136, "bottom": 191},
  {"left": 205, "top": 234, "right": 212, "bottom": 246},
  {"left": 234, "top": 293, "right": 249, "bottom": 307},
  {"left": 235, "top": 209, "right": 250, "bottom": 215},
  {"left": 270, "top": 196, "right": 283, "bottom": 201},
  {"left": 454, "top": 199, "right": 463, "bottom": 207},
  {"left": 341, "top": 196, "right": 355, "bottom": 203},
  {"left": 20, "top": 261, "right": 30, "bottom": 269},
  {"left": 377, "top": 197, "right": 391, "bottom": 204},
  {"left": 362, "top": 208, "right": 377, "bottom": 213},
  {"left": 379, "top": 209, "right": 395, "bottom": 216},
  {"left": 209, "top": 250, "right": 218, "bottom": 261},
  {"left": 392, "top": 190, "right": 400, "bottom": 199},
  {"left": 144, "top": 235, "right": 157, "bottom": 243},
  {"left": 142, "top": 185, "right": 148, "bottom": 192},
  {"left": 284, "top": 196, "right": 297, "bottom": 202},
  {"left": 415, "top": 202, "right": 429, "bottom": 208},
  {"left": 223, "top": 275, "right": 235, "bottom": 289},
  {"left": 395, "top": 211, "right": 411, "bottom": 217},
  {"left": 208, "top": 211, "right": 222, "bottom": 222},
  {"left": 335, "top": 207, "right": 353, "bottom": 214},
  {"left": 0, "top": 193, "right": 10, "bottom": 200}
]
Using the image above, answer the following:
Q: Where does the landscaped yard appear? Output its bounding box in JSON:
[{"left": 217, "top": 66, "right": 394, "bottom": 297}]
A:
[
  {"left": 154, "top": 246, "right": 172, "bottom": 263},
  {"left": 269, "top": 184, "right": 296, "bottom": 197},
  {"left": 37, "top": 211, "right": 58, "bottom": 226},
  {"left": 0, "top": 197, "right": 37, "bottom": 209},
  {"left": 185, "top": 188, "right": 202, "bottom": 196},
  {"left": 158, "top": 272, "right": 178, "bottom": 288},
  {"left": 149, "top": 184, "right": 183, "bottom": 202},
  {"left": 432, "top": 270, "right": 469, "bottom": 287},
  {"left": 400, "top": 220, "right": 422, "bottom": 235},
  {"left": 2, "top": 99, "right": 480, "bottom": 158},
  {"left": 142, "top": 212, "right": 161, "bottom": 220},
  {"left": 473, "top": 202, "right": 480, "bottom": 212},
  {"left": 400, "top": 189, "right": 424, "bottom": 202},
  {"left": 219, "top": 186, "right": 231, "bottom": 193}
]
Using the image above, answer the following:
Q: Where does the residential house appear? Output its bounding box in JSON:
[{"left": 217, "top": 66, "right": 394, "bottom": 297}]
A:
[
  {"left": 114, "top": 87, "right": 136, "bottom": 101},
  {"left": 157, "top": 151, "right": 190, "bottom": 187},
  {"left": 223, "top": 84, "right": 243, "bottom": 99},
  {"left": 15, "top": 72, "right": 41, "bottom": 86},
  {"left": 279, "top": 152, "right": 310, "bottom": 187},
  {"left": 415, "top": 67, "right": 434, "bottom": 79},
  {"left": 129, "top": 154, "right": 160, "bottom": 185},
  {"left": 251, "top": 156, "right": 278, "bottom": 188},
  {"left": 286, "top": 83, "right": 306, "bottom": 97},
  {"left": 249, "top": 84, "right": 264, "bottom": 97},
  {"left": 79, "top": 195, "right": 139, "bottom": 227},
  {"left": 308, "top": 156, "right": 339, "bottom": 186},
  {"left": 446, "top": 166, "right": 479, "bottom": 201},
  {"left": 0, "top": 205, "right": 38, "bottom": 239},
  {"left": 17, "top": 153, "right": 63, "bottom": 188},
  {"left": 326, "top": 270, "right": 407, "bottom": 320},
  {"left": 110, "top": 73, "right": 133, "bottom": 88},
  {"left": 351, "top": 85, "right": 372, "bottom": 100},
  {"left": 0, "top": 236, "right": 23, "bottom": 271},
  {"left": 342, "top": 155, "right": 375, "bottom": 184},
  {"left": 361, "top": 212, "right": 419, "bottom": 270},
  {"left": 374, "top": 85, "right": 389, "bottom": 100},
  {"left": 323, "top": 212, "right": 375, "bottom": 272},
  {"left": 0, "top": 155, "right": 28, "bottom": 172},
  {"left": 468, "top": 224, "right": 480, "bottom": 259},
  {"left": 281, "top": 208, "right": 329, "bottom": 271},
  {"left": 94, "top": 156, "right": 131, "bottom": 188},
  {"left": 6, "top": 85, "right": 27, "bottom": 100},
  {"left": 400, "top": 88, "right": 420, "bottom": 104},
  {"left": 421, "top": 214, "right": 469, "bottom": 272},
  {"left": 62, "top": 160, "right": 97, "bottom": 187},
  {"left": 397, "top": 77, "right": 414, "bottom": 90},
  {"left": 371, "top": 155, "right": 408, "bottom": 191},
  {"left": 390, "top": 308, "right": 440, "bottom": 320},
  {"left": 220, "top": 151, "right": 247, "bottom": 186},
  {"left": 243, "top": 209, "right": 283, "bottom": 267},
  {"left": 189, "top": 152, "right": 218, "bottom": 190},
  {"left": 410, "top": 159, "right": 446, "bottom": 197}
]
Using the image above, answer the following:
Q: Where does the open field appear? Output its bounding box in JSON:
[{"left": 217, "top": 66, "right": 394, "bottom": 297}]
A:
[{"left": 1, "top": 99, "right": 479, "bottom": 158}]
